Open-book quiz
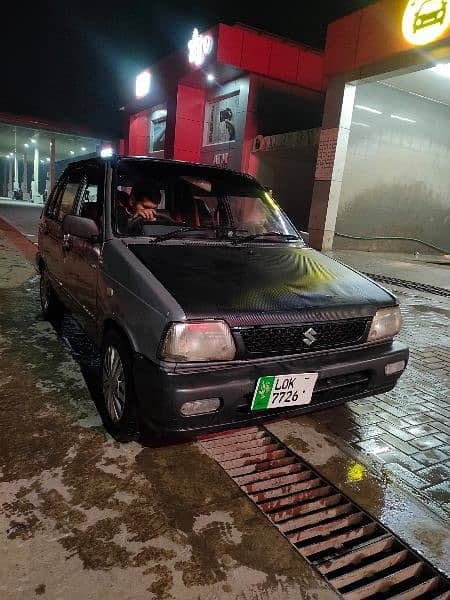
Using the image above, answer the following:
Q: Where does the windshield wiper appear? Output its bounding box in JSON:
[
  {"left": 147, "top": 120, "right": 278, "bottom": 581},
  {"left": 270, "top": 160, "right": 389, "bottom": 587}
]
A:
[
  {"left": 150, "top": 225, "right": 248, "bottom": 244},
  {"left": 232, "top": 232, "right": 300, "bottom": 244}
]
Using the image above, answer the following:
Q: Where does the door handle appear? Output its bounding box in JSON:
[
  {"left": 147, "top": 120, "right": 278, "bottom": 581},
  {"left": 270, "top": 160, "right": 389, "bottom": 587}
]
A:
[{"left": 63, "top": 234, "right": 72, "bottom": 251}]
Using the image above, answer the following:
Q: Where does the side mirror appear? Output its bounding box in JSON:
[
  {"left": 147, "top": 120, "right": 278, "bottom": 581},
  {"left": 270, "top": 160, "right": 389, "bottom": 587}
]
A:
[{"left": 62, "top": 215, "right": 100, "bottom": 241}]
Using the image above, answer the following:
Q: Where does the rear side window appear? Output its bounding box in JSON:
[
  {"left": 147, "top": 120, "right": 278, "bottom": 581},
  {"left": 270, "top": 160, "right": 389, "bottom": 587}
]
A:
[
  {"left": 75, "top": 164, "right": 105, "bottom": 229},
  {"left": 44, "top": 178, "right": 65, "bottom": 219},
  {"left": 49, "top": 171, "right": 83, "bottom": 222},
  {"left": 58, "top": 181, "right": 80, "bottom": 222}
]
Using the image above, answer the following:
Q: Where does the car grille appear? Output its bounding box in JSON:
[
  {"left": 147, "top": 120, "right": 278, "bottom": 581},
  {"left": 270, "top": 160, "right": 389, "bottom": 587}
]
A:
[{"left": 239, "top": 319, "right": 370, "bottom": 357}]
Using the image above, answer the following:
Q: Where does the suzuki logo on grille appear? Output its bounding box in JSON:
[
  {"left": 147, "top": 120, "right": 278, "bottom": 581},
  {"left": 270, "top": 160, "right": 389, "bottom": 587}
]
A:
[{"left": 303, "top": 327, "right": 318, "bottom": 347}]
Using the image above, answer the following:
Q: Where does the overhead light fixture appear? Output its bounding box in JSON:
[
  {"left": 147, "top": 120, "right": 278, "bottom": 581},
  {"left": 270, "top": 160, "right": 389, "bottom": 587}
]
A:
[
  {"left": 31, "top": 139, "right": 37, "bottom": 144},
  {"left": 353, "top": 122, "right": 371, "bottom": 128},
  {"left": 40, "top": 159, "right": 45, "bottom": 164},
  {"left": 355, "top": 104, "right": 382, "bottom": 115},
  {"left": 207, "top": 73, "right": 215, "bottom": 82},
  {"left": 46, "top": 157, "right": 50, "bottom": 162},
  {"left": 70, "top": 150, "right": 75, "bottom": 155},
  {"left": 81, "top": 147, "right": 86, "bottom": 151},
  {"left": 432, "top": 63, "right": 450, "bottom": 77},
  {"left": 136, "top": 69, "right": 151, "bottom": 98},
  {"left": 24, "top": 143, "right": 29, "bottom": 148},
  {"left": 390, "top": 114, "right": 416, "bottom": 123}
]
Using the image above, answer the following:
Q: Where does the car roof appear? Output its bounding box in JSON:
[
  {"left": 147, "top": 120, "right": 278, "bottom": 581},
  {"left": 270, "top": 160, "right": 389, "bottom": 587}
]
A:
[{"left": 66, "top": 155, "right": 259, "bottom": 185}]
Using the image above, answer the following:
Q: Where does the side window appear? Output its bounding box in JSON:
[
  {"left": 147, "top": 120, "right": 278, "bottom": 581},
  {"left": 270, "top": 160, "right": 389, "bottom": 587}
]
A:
[
  {"left": 76, "top": 165, "right": 105, "bottom": 229},
  {"left": 45, "top": 177, "right": 65, "bottom": 219},
  {"left": 53, "top": 171, "right": 83, "bottom": 222}
]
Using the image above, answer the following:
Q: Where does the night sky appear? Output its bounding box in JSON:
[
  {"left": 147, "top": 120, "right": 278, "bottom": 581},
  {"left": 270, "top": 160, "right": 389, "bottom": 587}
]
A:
[{"left": 4, "top": 1, "right": 376, "bottom": 138}]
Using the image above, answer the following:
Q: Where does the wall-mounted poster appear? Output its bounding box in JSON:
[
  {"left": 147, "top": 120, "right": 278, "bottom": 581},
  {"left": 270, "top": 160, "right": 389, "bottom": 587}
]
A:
[
  {"left": 149, "top": 105, "right": 167, "bottom": 152},
  {"left": 204, "top": 93, "right": 239, "bottom": 145}
]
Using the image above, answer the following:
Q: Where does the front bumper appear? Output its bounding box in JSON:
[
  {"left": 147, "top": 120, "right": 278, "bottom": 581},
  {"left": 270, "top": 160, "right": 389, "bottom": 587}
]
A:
[{"left": 134, "top": 341, "right": 409, "bottom": 439}]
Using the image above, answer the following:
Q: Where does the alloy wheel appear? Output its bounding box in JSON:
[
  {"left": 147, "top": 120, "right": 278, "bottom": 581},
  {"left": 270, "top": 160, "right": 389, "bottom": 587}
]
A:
[{"left": 102, "top": 345, "right": 126, "bottom": 422}]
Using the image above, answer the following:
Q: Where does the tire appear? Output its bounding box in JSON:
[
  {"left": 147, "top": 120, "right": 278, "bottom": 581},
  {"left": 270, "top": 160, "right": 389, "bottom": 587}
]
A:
[
  {"left": 101, "top": 330, "right": 140, "bottom": 442},
  {"left": 39, "top": 268, "right": 63, "bottom": 320}
]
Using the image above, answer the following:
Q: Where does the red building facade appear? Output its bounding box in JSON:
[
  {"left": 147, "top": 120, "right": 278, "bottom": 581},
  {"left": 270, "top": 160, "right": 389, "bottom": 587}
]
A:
[{"left": 125, "top": 23, "right": 326, "bottom": 174}]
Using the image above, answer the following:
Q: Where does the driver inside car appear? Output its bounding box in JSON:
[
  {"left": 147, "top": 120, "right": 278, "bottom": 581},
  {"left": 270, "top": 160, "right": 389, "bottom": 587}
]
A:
[{"left": 117, "top": 185, "right": 174, "bottom": 235}]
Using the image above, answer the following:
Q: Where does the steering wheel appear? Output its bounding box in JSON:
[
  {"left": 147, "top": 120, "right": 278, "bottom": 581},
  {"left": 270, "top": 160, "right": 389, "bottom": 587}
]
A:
[{"left": 154, "top": 211, "right": 178, "bottom": 225}]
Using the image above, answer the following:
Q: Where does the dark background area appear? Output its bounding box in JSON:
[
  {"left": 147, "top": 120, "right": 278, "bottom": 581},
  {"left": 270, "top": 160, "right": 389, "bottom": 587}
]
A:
[{"left": 3, "top": 1, "right": 377, "bottom": 138}]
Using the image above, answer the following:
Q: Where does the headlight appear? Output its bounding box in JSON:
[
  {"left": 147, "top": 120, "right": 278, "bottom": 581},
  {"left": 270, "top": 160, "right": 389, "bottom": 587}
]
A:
[
  {"left": 160, "top": 321, "right": 236, "bottom": 362},
  {"left": 368, "top": 307, "right": 402, "bottom": 342}
]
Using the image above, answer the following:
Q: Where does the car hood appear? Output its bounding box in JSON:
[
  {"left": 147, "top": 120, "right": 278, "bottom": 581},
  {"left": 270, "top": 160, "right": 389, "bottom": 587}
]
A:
[{"left": 129, "top": 243, "right": 396, "bottom": 327}]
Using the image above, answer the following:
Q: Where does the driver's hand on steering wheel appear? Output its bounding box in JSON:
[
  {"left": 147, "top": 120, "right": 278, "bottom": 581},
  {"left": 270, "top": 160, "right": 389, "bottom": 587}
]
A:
[{"left": 135, "top": 204, "right": 157, "bottom": 222}]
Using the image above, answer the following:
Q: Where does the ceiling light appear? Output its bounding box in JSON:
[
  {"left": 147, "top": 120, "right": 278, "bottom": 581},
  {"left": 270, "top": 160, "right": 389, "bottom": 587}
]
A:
[
  {"left": 207, "top": 73, "right": 215, "bottom": 82},
  {"left": 46, "top": 157, "right": 50, "bottom": 162},
  {"left": 70, "top": 150, "right": 74, "bottom": 155},
  {"left": 432, "top": 63, "right": 450, "bottom": 77},
  {"left": 390, "top": 114, "right": 416, "bottom": 123},
  {"left": 31, "top": 139, "right": 37, "bottom": 144},
  {"left": 81, "top": 147, "right": 86, "bottom": 151},
  {"left": 24, "top": 143, "right": 29, "bottom": 148},
  {"left": 353, "top": 122, "right": 371, "bottom": 128},
  {"left": 136, "top": 70, "right": 151, "bottom": 98},
  {"left": 355, "top": 104, "right": 382, "bottom": 115},
  {"left": 40, "top": 159, "right": 44, "bottom": 164}
]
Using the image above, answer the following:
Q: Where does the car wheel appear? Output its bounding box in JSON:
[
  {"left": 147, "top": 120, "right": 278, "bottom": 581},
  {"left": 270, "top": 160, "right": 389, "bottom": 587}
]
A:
[
  {"left": 101, "top": 330, "right": 140, "bottom": 442},
  {"left": 39, "top": 269, "right": 62, "bottom": 320}
]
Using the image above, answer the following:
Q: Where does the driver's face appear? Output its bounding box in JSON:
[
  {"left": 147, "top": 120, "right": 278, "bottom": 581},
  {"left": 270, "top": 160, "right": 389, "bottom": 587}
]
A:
[{"left": 139, "top": 197, "right": 158, "bottom": 210}]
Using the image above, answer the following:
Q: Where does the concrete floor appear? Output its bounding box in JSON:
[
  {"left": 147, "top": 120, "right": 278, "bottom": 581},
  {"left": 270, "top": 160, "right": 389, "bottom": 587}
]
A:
[{"left": 0, "top": 215, "right": 449, "bottom": 598}]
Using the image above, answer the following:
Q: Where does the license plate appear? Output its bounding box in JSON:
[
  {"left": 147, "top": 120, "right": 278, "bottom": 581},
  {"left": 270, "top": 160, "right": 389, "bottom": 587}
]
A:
[{"left": 251, "top": 373, "right": 318, "bottom": 411}]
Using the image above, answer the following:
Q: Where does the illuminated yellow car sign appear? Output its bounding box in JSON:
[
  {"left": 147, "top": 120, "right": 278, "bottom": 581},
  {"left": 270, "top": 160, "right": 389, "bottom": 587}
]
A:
[{"left": 403, "top": 0, "right": 450, "bottom": 45}]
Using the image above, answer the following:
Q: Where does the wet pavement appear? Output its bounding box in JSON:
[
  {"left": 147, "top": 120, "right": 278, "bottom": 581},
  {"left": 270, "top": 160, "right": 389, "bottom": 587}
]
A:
[
  {"left": 327, "top": 250, "right": 450, "bottom": 290},
  {"left": 0, "top": 229, "right": 337, "bottom": 599},
  {"left": 0, "top": 199, "right": 42, "bottom": 243},
  {"left": 0, "top": 224, "right": 449, "bottom": 598}
]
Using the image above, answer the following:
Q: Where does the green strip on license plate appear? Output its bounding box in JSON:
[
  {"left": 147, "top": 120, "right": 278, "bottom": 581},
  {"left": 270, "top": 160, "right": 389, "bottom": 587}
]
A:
[{"left": 252, "top": 376, "right": 276, "bottom": 411}]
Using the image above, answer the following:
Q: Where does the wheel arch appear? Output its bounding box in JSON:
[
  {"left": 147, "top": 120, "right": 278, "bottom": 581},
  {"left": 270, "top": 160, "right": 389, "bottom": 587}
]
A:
[{"left": 101, "top": 318, "right": 137, "bottom": 354}]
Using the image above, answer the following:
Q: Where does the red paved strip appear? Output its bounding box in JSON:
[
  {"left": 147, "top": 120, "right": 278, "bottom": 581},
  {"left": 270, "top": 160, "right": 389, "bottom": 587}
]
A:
[{"left": 0, "top": 218, "right": 37, "bottom": 265}]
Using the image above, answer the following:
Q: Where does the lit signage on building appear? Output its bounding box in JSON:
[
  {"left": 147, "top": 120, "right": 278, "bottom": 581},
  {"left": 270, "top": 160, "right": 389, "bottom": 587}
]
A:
[
  {"left": 188, "top": 28, "right": 213, "bottom": 66},
  {"left": 136, "top": 70, "right": 151, "bottom": 98},
  {"left": 402, "top": 0, "right": 450, "bottom": 46}
]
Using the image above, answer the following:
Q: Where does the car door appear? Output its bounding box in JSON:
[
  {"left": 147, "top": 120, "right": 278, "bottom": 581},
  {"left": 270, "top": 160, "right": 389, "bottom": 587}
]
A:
[
  {"left": 39, "top": 169, "right": 83, "bottom": 294},
  {"left": 63, "top": 162, "right": 105, "bottom": 327}
]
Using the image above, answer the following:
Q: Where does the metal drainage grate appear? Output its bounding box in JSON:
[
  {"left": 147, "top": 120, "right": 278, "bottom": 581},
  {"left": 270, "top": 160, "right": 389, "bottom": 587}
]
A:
[
  {"left": 363, "top": 273, "right": 450, "bottom": 299},
  {"left": 200, "top": 426, "right": 450, "bottom": 599}
]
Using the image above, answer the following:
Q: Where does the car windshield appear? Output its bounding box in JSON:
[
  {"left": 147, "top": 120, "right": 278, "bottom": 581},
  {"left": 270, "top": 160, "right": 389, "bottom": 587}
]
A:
[{"left": 114, "top": 159, "right": 300, "bottom": 241}]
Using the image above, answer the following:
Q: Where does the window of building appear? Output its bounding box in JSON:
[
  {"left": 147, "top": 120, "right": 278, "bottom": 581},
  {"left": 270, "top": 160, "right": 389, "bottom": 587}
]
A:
[
  {"left": 149, "top": 105, "right": 167, "bottom": 152},
  {"left": 204, "top": 93, "right": 239, "bottom": 146}
]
